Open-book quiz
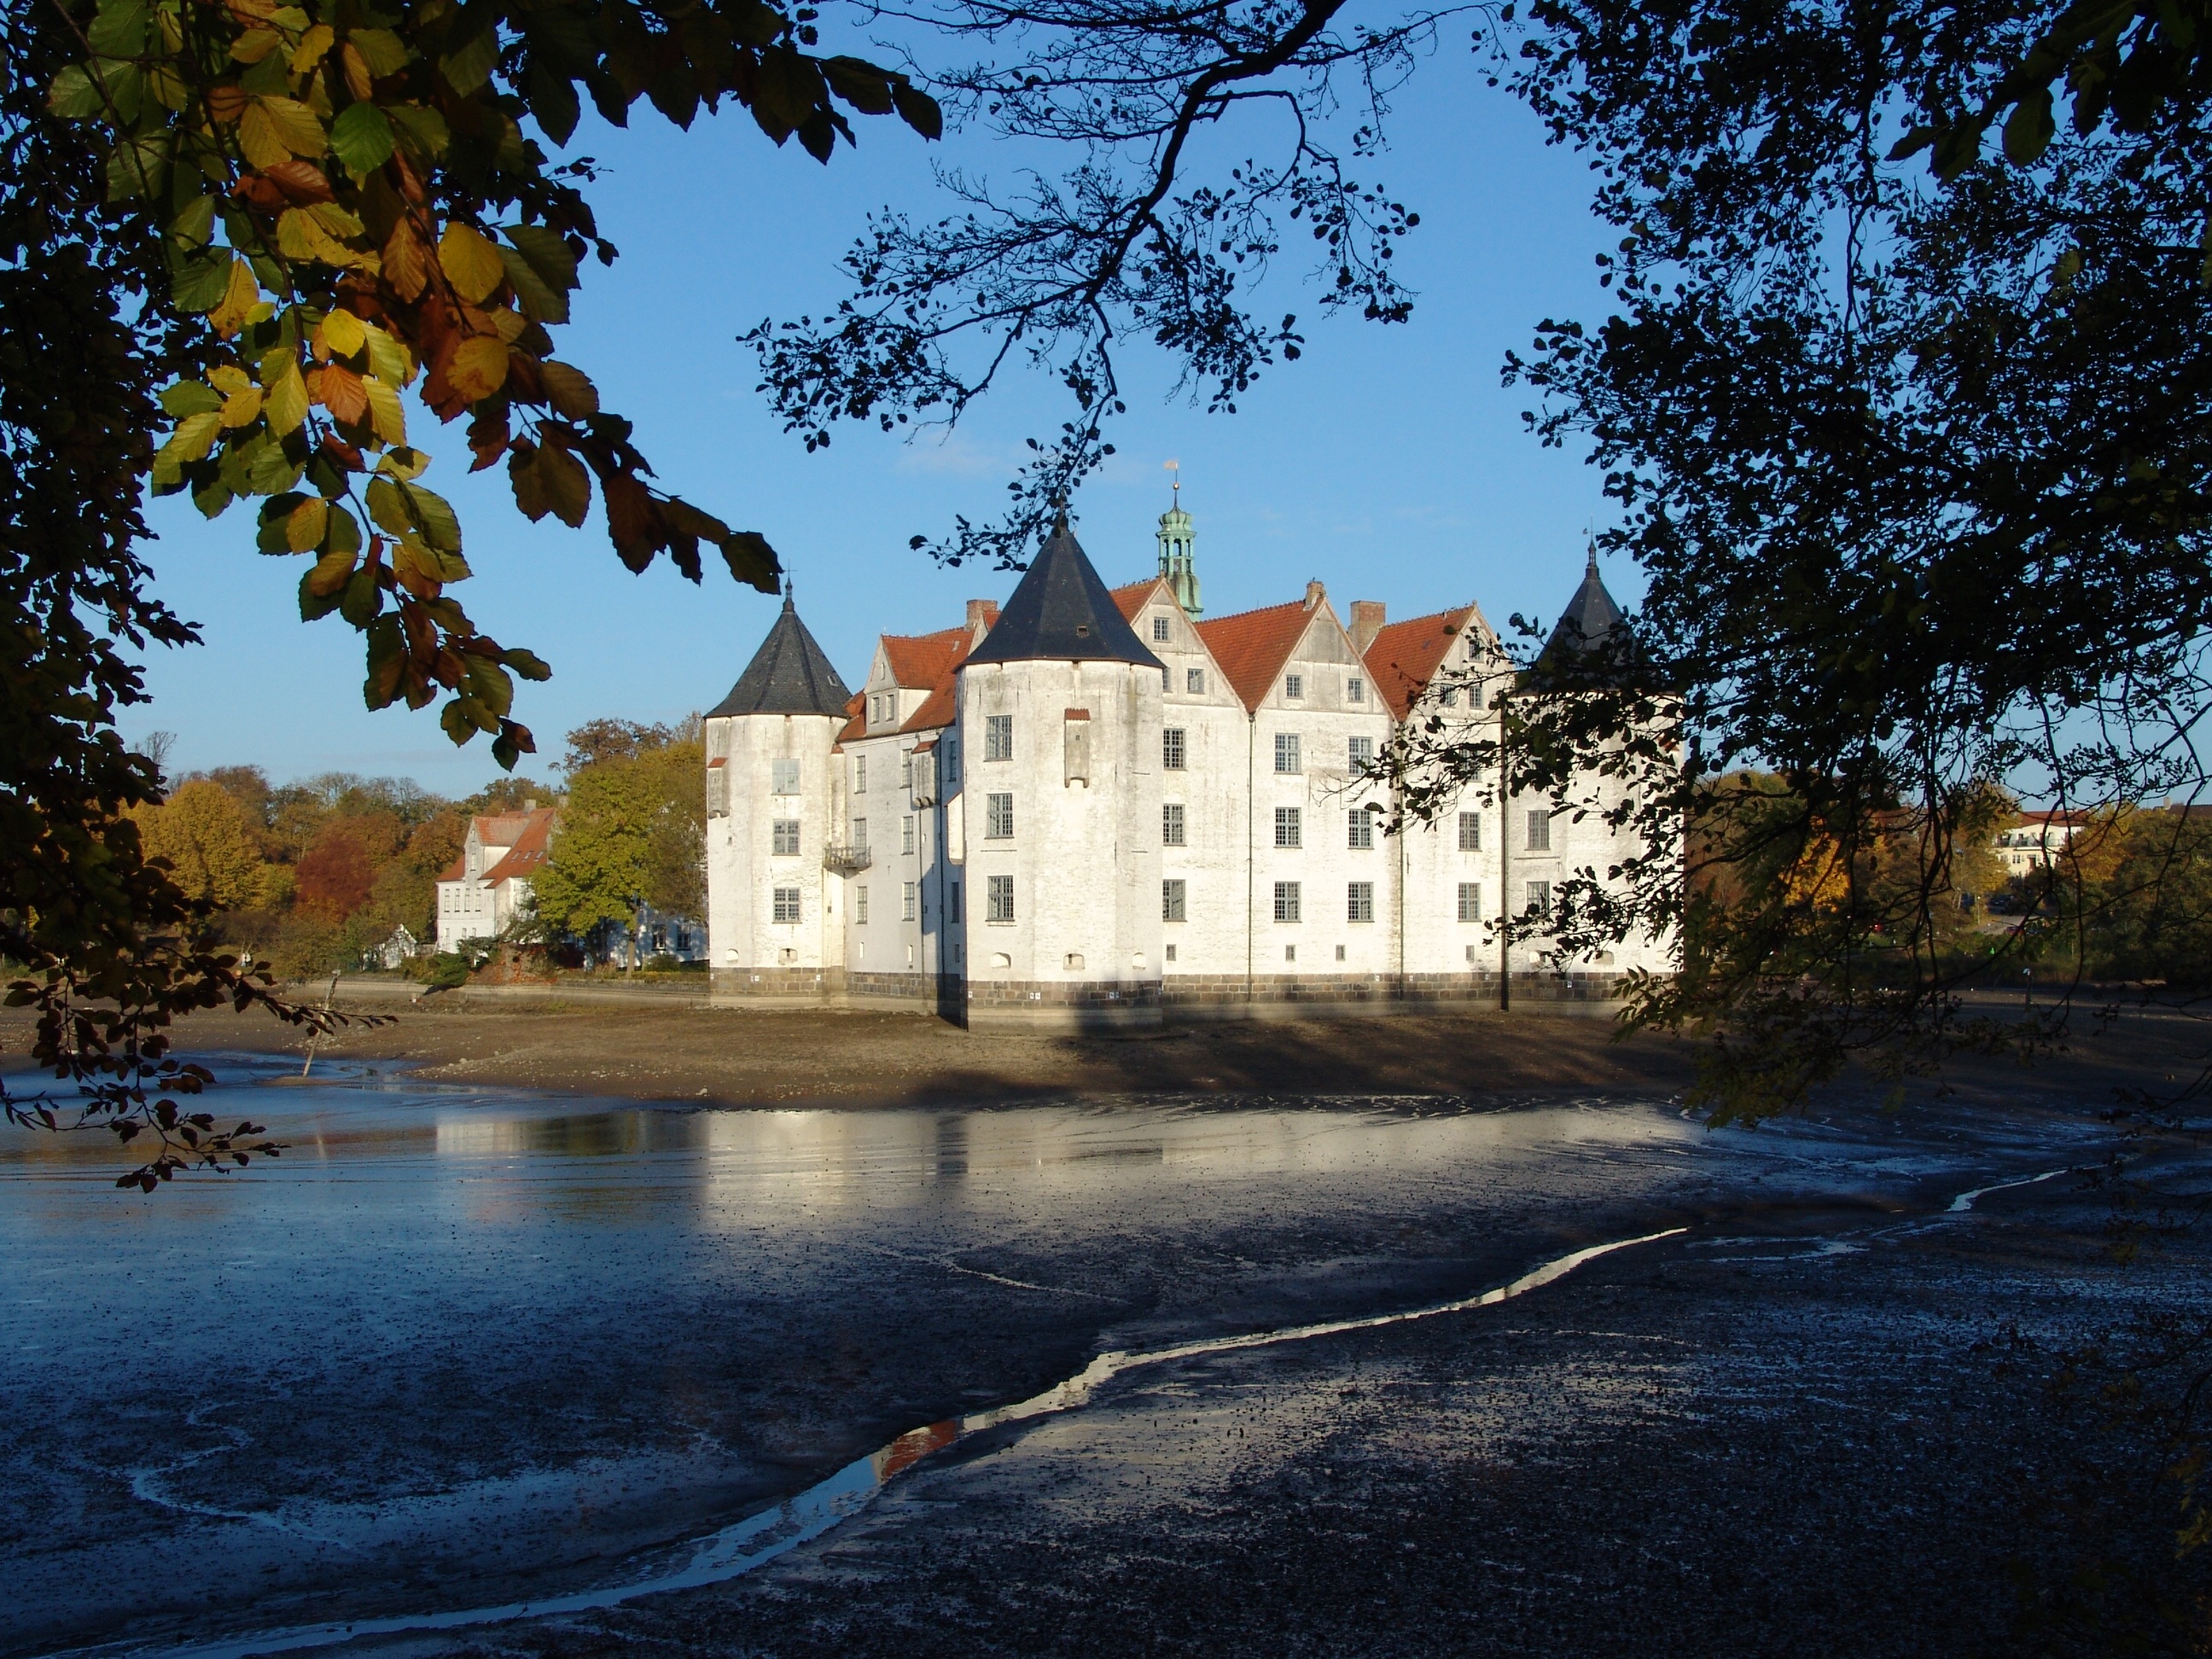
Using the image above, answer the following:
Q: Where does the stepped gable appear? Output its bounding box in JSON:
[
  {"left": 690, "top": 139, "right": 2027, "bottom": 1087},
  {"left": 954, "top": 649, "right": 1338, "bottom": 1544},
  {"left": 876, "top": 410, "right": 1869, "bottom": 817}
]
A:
[
  {"left": 707, "top": 590, "right": 853, "bottom": 719},
  {"left": 963, "top": 515, "right": 1162, "bottom": 668},
  {"left": 1543, "top": 549, "right": 1627, "bottom": 659},
  {"left": 1364, "top": 605, "right": 1479, "bottom": 719},
  {"left": 1193, "top": 597, "right": 1314, "bottom": 713}
]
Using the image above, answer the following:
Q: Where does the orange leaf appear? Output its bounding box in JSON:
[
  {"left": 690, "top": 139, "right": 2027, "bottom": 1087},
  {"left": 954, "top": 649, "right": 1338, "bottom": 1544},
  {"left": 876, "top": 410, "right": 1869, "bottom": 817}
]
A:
[
  {"left": 318, "top": 362, "right": 370, "bottom": 424},
  {"left": 204, "top": 84, "right": 247, "bottom": 125},
  {"left": 383, "top": 218, "right": 429, "bottom": 300}
]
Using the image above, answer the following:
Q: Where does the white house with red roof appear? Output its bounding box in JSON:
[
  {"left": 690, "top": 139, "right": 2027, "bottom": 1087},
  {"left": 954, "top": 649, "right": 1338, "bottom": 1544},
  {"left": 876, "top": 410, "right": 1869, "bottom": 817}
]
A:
[
  {"left": 702, "top": 503, "right": 1671, "bottom": 1026},
  {"left": 434, "top": 805, "right": 557, "bottom": 949}
]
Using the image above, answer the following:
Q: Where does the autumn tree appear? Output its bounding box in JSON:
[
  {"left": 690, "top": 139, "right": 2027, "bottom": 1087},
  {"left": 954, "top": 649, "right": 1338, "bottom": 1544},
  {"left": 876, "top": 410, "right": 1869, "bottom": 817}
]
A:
[
  {"left": 292, "top": 818, "right": 375, "bottom": 918},
  {"left": 129, "top": 777, "right": 264, "bottom": 906},
  {"left": 532, "top": 762, "right": 652, "bottom": 953}
]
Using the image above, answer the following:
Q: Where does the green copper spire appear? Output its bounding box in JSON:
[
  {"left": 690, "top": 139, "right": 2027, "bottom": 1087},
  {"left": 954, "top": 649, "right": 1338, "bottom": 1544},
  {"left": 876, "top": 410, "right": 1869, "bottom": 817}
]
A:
[{"left": 1156, "top": 471, "right": 1202, "bottom": 617}]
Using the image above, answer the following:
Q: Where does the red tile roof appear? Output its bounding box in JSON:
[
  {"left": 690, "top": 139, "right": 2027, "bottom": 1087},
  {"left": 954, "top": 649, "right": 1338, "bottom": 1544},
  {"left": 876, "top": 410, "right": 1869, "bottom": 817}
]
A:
[
  {"left": 882, "top": 627, "right": 969, "bottom": 690},
  {"left": 438, "top": 853, "right": 466, "bottom": 882},
  {"left": 1109, "top": 578, "right": 1168, "bottom": 622},
  {"left": 1363, "top": 606, "right": 1477, "bottom": 719},
  {"left": 480, "top": 807, "right": 556, "bottom": 886},
  {"left": 1193, "top": 598, "right": 1324, "bottom": 713},
  {"left": 899, "top": 632, "right": 975, "bottom": 734},
  {"left": 834, "top": 690, "right": 865, "bottom": 748}
]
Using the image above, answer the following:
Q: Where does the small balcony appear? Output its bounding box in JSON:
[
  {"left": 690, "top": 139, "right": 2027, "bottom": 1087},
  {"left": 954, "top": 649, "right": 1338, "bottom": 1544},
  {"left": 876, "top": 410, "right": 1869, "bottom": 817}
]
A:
[{"left": 823, "top": 842, "right": 872, "bottom": 876}]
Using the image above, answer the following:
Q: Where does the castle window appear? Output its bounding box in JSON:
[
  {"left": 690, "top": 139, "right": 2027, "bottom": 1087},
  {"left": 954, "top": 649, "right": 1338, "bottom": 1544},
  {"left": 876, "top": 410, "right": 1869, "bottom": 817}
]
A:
[
  {"left": 1273, "top": 733, "right": 1301, "bottom": 774},
  {"left": 772, "top": 818, "right": 800, "bottom": 857},
  {"left": 1347, "top": 676, "right": 1364, "bottom": 703},
  {"left": 902, "top": 815, "right": 916, "bottom": 855},
  {"left": 1348, "top": 882, "right": 1375, "bottom": 923},
  {"left": 856, "top": 885, "right": 869, "bottom": 924},
  {"left": 771, "top": 886, "right": 801, "bottom": 924},
  {"left": 900, "top": 751, "right": 913, "bottom": 789},
  {"left": 1166, "top": 942, "right": 1179, "bottom": 963},
  {"left": 854, "top": 754, "right": 868, "bottom": 794},
  {"left": 1273, "top": 806, "right": 1301, "bottom": 848},
  {"left": 771, "top": 759, "right": 800, "bottom": 795},
  {"left": 1162, "top": 878, "right": 1186, "bottom": 922},
  {"left": 1163, "top": 803, "right": 1186, "bottom": 847},
  {"left": 1348, "top": 735, "right": 1373, "bottom": 771},
  {"left": 1348, "top": 809, "right": 1374, "bottom": 850},
  {"left": 985, "top": 715, "right": 1014, "bottom": 761},
  {"left": 903, "top": 882, "right": 917, "bottom": 922},
  {"left": 987, "top": 874, "right": 1016, "bottom": 923},
  {"left": 986, "top": 793, "right": 1014, "bottom": 839},
  {"left": 851, "top": 818, "right": 868, "bottom": 857},
  {"left": 1284, "top": 673, "right": 1303, "bottom": 700},
  {"left": 1153, "top": 614, "right": 1171, "bottom": 642},
  {"left": 1526, "top": 881, "right": 1552, "bottom": 917},
  {"left": 1458, "top": 882, "right": 1482, "bottom": 923},
  {"left": 949, "top": 878, "right": 960, "bottom": 916},
  {"left": 1526, "top": 809, "right": 1551, "bottom": 852},
  {"left": 1163, "top": 728, "right": 1187, "bottom": 771},
  {"left": 1162, "top": 667, "right": 1172, "bottom": 691},
  {"left": 1186, "top": 667, "right": 1205, "bottom": 695},
  {"left": 1441, "top": 686, "right": 1458, "bottom": 707},
  {"left": 1458, "top": 812, "right": 1481, "bottom": 851},
  {"left": 1273, "top": 882, "right": 1301, "bottom": 923}
]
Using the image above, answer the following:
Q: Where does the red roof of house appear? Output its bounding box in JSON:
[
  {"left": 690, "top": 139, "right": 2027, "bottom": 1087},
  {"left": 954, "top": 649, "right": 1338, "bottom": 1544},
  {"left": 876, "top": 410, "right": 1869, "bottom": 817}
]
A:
[
  {"left": 1363, "top": 606, "right": 1477, "bottom": 719},
  {"left": 899, "top": 631, "right": 976, "bottom": 734},
  {"left": 834, "top": 690, "right": 865, "bottom": 748},
  {"left": 480, "top": 808, "right": 556, "bottom": 885},
  {"left": 1109, "top": 578, "right": 1167, "bottom": 622},
  {"left": 882, "top": 627, "right": 969, "bottom": 690},
  {"left": 1193, "top": 597, "right": 1325, "bottom": 713},
  {"left": 438, "top": 853, "right": 466, "bottom": 882}
]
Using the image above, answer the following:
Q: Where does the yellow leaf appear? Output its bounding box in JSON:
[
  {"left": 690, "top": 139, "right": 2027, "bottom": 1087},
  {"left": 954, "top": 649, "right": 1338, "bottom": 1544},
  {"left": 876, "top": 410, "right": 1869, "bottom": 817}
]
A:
[
  {"left": 265, "top": 362, "right": 308, "bottom": 433},
  {"left": 160, "top": 410, "right": 223, "bottom": 467},
  {"left": 538, "top": 360, "right": 598, "bottom": 418},
  {"left": 290, "top": 23, "right": 334, "bottom": 71},
  {"left": 286, "top": 496, "right": 329, "bottom": 550},
  {"left": 361, "top": 374, "right": 406, "bottom": 446},
  {"left": 491, "top": 306, "right": 526, "bottom": 343},
  {"left": 208, "top": 257, "right": 259, "bottom": 336},
  {"left": 219, "top": 385, "right": 264, "bottom": 428},
  {"left": 437, "top": 224, "right": 504, "bottom": 305},
  {"left": 252, "top": 95, "right": 326, "bottom": 157},
  {"left": 320, "top": 307, "right": 366, "bottom": 358},
  {"left": 277, "top": 206, "right": 363, "bottom": 270},
  {"left": 448, "top": 335, "right": 509, "bottom": 403},
  {"left": 236, "top": 102, "right": 290, "bottom": 169},
  {"left": 339, "top": 42, "right": 373, "bottom": 101},
  {"left": 362, "top": 323, "right": 413, "bottom": 386},
  {"left": 230, "top": 26, "right": 281, "bottom": 63},
  {"left": 306, "top": 544, "right": 357, "bottom": 596},
  {"left": 208, "top": 365, "right": 250, "bottom": 395}
]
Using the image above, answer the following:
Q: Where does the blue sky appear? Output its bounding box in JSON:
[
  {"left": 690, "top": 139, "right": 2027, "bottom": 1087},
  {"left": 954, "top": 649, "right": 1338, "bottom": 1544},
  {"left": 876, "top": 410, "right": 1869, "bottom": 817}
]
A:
[{"left": 125, "top": 26, "right": 1627, "bottom": 795}]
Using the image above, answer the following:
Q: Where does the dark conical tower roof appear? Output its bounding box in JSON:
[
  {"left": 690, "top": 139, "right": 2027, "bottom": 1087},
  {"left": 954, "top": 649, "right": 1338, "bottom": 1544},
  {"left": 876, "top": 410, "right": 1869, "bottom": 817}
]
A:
[
  {"left": 963, "top": 513, "right": 1163, "bottom": 668},
  {"left": 707, "top": 587, "right": 853, "bottom": 718},
  {"left": 1542, "top": 547, "right": 1628, "bottom": 660}
]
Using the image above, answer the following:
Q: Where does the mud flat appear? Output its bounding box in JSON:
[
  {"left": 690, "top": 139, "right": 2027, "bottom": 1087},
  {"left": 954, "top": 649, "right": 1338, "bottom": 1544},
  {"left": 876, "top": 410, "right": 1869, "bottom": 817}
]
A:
[{"left": 6, "top": 1030, "right": 2208, "bottom": 1659}]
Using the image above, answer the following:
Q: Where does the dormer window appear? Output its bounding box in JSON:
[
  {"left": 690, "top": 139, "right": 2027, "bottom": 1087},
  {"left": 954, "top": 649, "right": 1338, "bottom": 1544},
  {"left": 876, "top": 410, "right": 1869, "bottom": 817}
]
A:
[{"left": 1284, "top": 673, "right": 1304, "bottom": 700}]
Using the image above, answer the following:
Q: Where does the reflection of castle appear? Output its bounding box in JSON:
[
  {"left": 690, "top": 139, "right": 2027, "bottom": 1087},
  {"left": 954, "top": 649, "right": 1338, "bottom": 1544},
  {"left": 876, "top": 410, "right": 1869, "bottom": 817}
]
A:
[{"left": 701, "top": 504, "right": 1669, "bottom": 1027}]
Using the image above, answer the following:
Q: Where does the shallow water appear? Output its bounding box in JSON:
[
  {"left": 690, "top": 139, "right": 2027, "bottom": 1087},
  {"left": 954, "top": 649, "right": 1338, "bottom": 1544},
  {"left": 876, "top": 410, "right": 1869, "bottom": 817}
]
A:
[{"left": 0, "top": 1056, "right": 2104, "bottom": 1658}]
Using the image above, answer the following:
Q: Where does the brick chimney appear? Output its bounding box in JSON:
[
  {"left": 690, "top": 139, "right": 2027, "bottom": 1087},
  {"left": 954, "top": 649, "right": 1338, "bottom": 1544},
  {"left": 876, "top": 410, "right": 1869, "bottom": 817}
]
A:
[
  {"left": 966, "top": 598, "right": 996, "bottom": 633},
  {"left": 1303, "top": 579, "right": 1325, "bottom": 611},
  {"left": 1349, "top": 600, "right": 1386, "bottom": 654}
]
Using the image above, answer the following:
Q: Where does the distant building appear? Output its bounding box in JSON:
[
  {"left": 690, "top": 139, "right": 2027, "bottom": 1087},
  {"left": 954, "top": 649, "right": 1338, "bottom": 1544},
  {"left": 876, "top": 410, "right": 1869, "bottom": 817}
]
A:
[
  {"left": 372, "top": 924, "right": 421, "bottom": 970},
  {"left": 701, "top": 503, "right": 1674, "bottom": 1027},
  {"left": 1994, "top": 809, "right": 2086, "bottom": 876},
  {"left": 434, "top": 805, "right": 556, "bottom": 948}
]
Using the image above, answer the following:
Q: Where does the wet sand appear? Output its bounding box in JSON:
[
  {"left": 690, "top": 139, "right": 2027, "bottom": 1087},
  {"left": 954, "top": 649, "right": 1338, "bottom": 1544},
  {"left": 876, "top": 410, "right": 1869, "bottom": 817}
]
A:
[{"left": 15, "top": 988, "right": 2198, "bottom": 1110}]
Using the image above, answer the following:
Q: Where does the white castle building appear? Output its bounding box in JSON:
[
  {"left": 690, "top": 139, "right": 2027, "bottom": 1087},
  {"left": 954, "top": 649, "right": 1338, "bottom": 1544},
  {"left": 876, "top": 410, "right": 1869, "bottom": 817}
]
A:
[{"left": 702, "top": 505, "right": 1668, "bottom": 1026}]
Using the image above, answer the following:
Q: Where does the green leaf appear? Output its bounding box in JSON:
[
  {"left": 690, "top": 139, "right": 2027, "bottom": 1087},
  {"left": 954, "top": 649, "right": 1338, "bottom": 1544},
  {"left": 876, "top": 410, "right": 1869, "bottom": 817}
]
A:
[
  {"left": 503, "top": 647, "right": 552, "bottom": 681},
  {"left": 363, "top": 614, "right": 405, "bottom": 706},
  {"left": 821, "top": 57, "right": 894, "bottom": 115},
  {"left": 463, "top": 654, "right": 514, "bottom": 717},
  {"left": 2002, "top": 89, "right": 2055, "bottom": 166},
  {"left": 364, "top": 474, "right": 410, "bottom": 538},
  {"left": 348, "top": 28, "right": 411, "bottom": 76},
  {"left": 170, "top": 246, "right": 232, "bottom": 311},
  {"left": 892, "top": 81, "right": 942, "bottom": 141},
  {"left": 438, "top": 24, "right": 501, "bottom": 96},
  {"left": 719, "top": 528, "right": 780, "bottom": 593},
  {"left": 329, "top": 101, "right": 395, "bottom": 178},
  {"left": 386, "top": 103, "right": 451, "bottom": 161},
  {"left": 497, "top": 244, "right": 568, "bottom": 323},
  {"left": 300, "top": 564, "right": 346, "bottom": 620},
  {"left": 491, "top": 726, "right": 523, "bottom": 771},
  {"left": 399, "top": 480, "right": 461, "bottom": 550},
  {"left": 168, "top": 195, "right": 217, "bottom": 249},
  {"left": 503, "top": 222, "right": 578, "bottom": 294},
  {"left": 343, "top": 566, "right": 386, "bottom": 629},
  {"left": 47, "top": 63, "right": 104, "bottom": 119},
  {"left": 86, "top": 0, "right": 148, "bottom": 59},
  {"left": 524, "top": 58, "right": 581, "bottom": 146},
  {"left": 105, "top": 132, "right": 171, "bottom": 202},
  {"left": 159, "top": 381, "right": 223, "bottom": 418}
]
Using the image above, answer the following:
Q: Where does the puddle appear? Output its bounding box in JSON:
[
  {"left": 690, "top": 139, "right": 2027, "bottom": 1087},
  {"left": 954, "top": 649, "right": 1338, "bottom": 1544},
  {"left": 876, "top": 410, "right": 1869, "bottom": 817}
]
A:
[
  {"left": 111, "top": 1228, "right": 1685, "bottom": 1659},
  {"left": 1947, "top": 1168, "right": 2071, "bottom": 1213}
]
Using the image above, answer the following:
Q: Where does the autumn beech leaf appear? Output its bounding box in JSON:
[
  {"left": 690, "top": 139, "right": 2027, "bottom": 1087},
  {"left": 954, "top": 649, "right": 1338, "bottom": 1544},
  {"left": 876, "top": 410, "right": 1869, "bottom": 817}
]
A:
[
  {"left": 239, "top": 96, "right": 322, "bottom": 167},
  {"left": 207, "top": 255, "right": 258, "bottom": 335},
  {"left": 508, "top": 440, "right": 550, "bottom": 521},
  {"left": 288, "top": 24, "right": 334, "bottom": 73},
  {"left": 362, "top": 326, "right": 412, "bottom": 387},
  {"left": 317, "top": 308, "right": 365, "bottom": 360},
  {"left": 382, "top": 221, "right": 428, "bottom": 300},
  {"left": 536, "top": 441, "right": 591, "bottom": 528},
  {"left": 284, "top": 497, "right": 328, "bottom": 551},
  {"left": 360, "top": 375, "right": 405, "bottom": 445},
  {"left": 329, "top": 102, "right": 394, "bottom": 178},
  {"left": 160, "top": 411, "right": 223, "bottom": 468},
  {"left": 447, "top": 335, "right": 509, "bottom": 402},
  {"left": 537, "top": 360, "right": 597, "bottom": 418},
  {"left": 218, "top": 382, "right": 263, "bottom": 428},
  {"left": 264, "top": 363, "right": 309, "bottom": 434},
  {"left": 438, "top": 224, "right": 504, "bottom": 305},
  {"left": 202, "top": 83, "right": 246, "bottom": 125},
  {"left": 317, "top": 363, "right": 369, "bottom": 424}
]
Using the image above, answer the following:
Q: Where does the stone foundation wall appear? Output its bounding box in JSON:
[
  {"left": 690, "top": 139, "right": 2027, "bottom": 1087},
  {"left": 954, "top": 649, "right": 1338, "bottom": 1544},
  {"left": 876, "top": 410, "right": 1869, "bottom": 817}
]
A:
[
  {"left": 847, "top": 971, "right": 932, "bottom": 1003},
  {"left": 711, "top": 965, "right": 847, "bottom": 1002}
]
